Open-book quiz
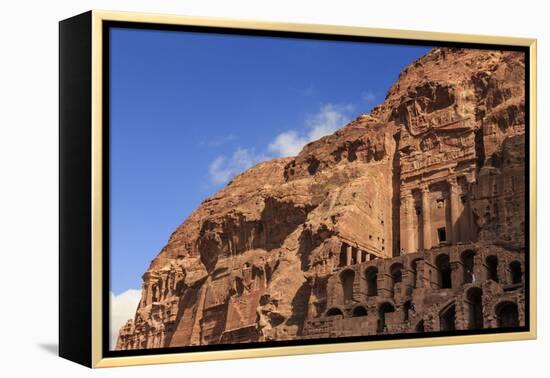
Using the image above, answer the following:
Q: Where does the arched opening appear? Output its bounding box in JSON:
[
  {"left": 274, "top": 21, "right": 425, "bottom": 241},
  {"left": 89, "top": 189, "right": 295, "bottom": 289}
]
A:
[
  {"left": 390, "top": 263, "right": 403, "bottom": 284},
  {"left": 411, "top": 258, "right": 422, "bottom": 288},
  {"left": 486, "top": 255, "right": 499, "bottom": 282},
  {"left": 378, "top": 302, "right": 395, "bottom": 333},
  {"left": 435, "top": 254, "right": 452, "bottom": 289},
  {"left": 390, "top": 263, "right": 404, "bottom": 293},
  {"left": 466, "top": 287, "right": 483, "bottom": 329},
  {"left": 510, "top": 261, "right": 522, "bottom": 284},
  {"left": 439, "top": 303, "right": 456, "bottom": 331},
  {"left": 326, "top": 307, "right": 344, "bottom": 317},
  {"left": 461, "top": 250, "right": 476, "bottom": 284},
  {"left": 352, "top": 306, "right": 368, "bottom": 317},
  {"left": 403, "top": 300, "right": 412, "bottom": 322},
  {"left": 496, "top": 302, "right": 519, "bottom": 328},
  {"left": 340, "top": 270, "right": 355, "bottom": 303},
  {"left": 415, "top": 320, "right": 424, "bottom": 332},
  {"left": 365, "top": 266, "right": 378, "bottom": 297}
]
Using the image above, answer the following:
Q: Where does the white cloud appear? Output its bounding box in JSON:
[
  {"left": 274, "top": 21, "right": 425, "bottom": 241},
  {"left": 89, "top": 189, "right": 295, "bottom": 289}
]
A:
[
  {"left": 268, "top": 103, "right": 353, "bottom": 157},
  {"left": 307, "top": 103, "right": 354, "bottom": 140},
  {"left": 208, "top": 156, "right": 232, "bottom": 185},
  {"left": 110, "top": 289, "right": 142, "bottom": 350},
  {"left": 207, "top": 103, "right": 355, "bottom": 185},
  {"left": 208, "top": 148, "right": 268, "bottom": 185},
  {"left": 268, "top": 130, "right": 308, "bottom": 157}
]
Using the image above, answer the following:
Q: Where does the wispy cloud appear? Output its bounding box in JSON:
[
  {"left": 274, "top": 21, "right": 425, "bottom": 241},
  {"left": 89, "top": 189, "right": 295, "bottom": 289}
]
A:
[
  {"left": 268, "top": 103, "right": 353, "bottom": 157},
  {"left": 110, "top": 289, "right": 141, "bottom": 350},
  {"left": 207, "top": 102, "right": 355, "bottom": 186},
  {"left": 208, "top": 148, "right": 268, "bottom": 185},
  {"left": 267, "top": 130, "right": 308, "bottom": 158}
]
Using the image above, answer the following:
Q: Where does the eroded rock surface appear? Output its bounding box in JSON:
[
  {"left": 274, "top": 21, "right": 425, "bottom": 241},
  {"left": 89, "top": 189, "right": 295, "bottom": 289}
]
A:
[{"left": 116, "top": 48, "right": 526, "bottom": 350}]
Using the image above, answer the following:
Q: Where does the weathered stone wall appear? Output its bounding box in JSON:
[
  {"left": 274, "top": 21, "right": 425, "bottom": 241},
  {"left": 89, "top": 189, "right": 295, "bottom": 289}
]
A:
[{"left": 116, "top": 47, "right": 526, "bottom": 351}]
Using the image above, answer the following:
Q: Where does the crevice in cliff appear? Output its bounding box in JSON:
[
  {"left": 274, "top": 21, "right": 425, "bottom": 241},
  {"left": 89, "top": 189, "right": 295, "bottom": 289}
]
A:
[
  {"left": 392, "top": 130, "right": 402, "bottom": 257},
  {"left": 298, "top": 228, "right": 314, "bottom": 271},
  {"left": 474, "top": 127, "right": 485, "bottom": 172}
]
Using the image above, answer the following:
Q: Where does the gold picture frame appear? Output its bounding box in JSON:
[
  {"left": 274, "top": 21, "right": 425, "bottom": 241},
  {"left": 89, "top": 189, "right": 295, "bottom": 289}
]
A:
[{"left": 59, "top": 10, "right": 537, "bottom": 368}]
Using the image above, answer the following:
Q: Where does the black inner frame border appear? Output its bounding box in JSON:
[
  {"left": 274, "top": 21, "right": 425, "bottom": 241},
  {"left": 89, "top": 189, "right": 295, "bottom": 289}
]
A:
[{"left": 102, "top": 20, "right": 531, "bottom": 359}]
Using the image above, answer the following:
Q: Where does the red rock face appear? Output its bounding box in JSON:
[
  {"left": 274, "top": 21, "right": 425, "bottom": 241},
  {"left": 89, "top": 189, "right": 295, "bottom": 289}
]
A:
[{"left": 116, "top": 47, "right": 527, "bottom": 350}]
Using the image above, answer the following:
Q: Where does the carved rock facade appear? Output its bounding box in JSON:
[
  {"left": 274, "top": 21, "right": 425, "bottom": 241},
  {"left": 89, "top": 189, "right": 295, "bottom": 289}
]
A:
[{"left": 116, "top": 47, "right": 526, "bottom": 350}]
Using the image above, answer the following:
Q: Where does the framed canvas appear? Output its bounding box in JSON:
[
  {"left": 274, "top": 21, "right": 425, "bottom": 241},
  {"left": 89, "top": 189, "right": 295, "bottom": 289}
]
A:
[{"left": 59, "top": 10, "right": 537, "bottom": 368}]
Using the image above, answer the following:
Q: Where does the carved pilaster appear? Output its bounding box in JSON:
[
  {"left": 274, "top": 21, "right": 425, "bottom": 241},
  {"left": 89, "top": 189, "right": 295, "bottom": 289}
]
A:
[
  {"left": 421, "top": 185, "right": 432, "bottom": 250},
  {"left": 400, "top": 191, "right": 415, "bottom": 254},
  {"left": 346, "top": 245, "right": 353, "bottom": 266},
  {"left": 355, "top": 248, "right": 362, "bottom": 265},
  {"left": 449, "top": 177, "right": 460, "bottom": 245}
]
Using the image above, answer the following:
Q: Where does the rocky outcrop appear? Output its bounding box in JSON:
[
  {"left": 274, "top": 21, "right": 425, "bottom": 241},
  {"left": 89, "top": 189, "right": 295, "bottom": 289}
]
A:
[{"left": 116, "top": 47, "right": 526, "bottom": 350}]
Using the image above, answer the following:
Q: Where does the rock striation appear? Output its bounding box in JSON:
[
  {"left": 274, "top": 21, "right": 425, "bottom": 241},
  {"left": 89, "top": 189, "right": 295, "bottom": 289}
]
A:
[{"left": 116, "top": 47, "right": 527, "bottom": 350}]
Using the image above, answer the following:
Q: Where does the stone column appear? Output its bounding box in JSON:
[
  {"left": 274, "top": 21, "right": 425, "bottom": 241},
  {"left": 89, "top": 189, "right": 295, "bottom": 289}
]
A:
[
  {"left": 402, "top": 269, "right": 413, "bottom": 296},
  {"left": 449, "top": 178, "right": 460, "bottom": 244},
  {"left": 346, "top": 244, "right": 353, "bottom": 266},
  {"left": 450, "top": 260, "right": 462, "bottom": 290},
  {"left": 377, "top": 272, "right": 392, "bottom": 298},
  {"left": 473, "top": 253, "right": 484, "bottom": 284},
  {"left": 414, "top": 260, "right": 426, "bottom": 288},
  {"left": 400, "top": 191, "right": 414, "bottom": 254},
  {"left": 421, "top": 185, "right": 432, "bottom": 251},
  {"left": 355, "top": 248, "right": 362, "bottom": 265}
]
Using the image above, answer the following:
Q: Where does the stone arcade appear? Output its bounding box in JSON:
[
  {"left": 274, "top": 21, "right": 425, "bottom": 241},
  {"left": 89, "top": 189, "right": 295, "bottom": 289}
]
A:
[
  {"left": 116, "top": 47, "right": 526, "bottom": 350},
  {"left": 301, "top": 242, "right": 525, "bottom": 339}
]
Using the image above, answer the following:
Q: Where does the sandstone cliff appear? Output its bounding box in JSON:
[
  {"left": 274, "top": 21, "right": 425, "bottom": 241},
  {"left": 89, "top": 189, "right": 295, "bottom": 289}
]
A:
[{"left": 116, "top": 47, "right": 526, "bottom": 349}]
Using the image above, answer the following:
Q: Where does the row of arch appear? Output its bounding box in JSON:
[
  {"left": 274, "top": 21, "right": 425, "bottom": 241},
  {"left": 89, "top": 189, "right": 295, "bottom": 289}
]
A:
[
  {"left": 325, "top": 289, "right": 520, "bottom": 332},
  {"left": 434, "top": 251, "right": 522, "bottom": 289},
  {"left": 338, "top": 249, "right": 523, "bottom": 303},
  {"left": 339, "top": 263, "right": 402, "bottom": 303}
]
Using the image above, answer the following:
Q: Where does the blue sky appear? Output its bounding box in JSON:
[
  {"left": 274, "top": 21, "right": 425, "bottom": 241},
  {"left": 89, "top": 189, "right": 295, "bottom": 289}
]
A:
[{"left": 109, "top": 27, "right": 431, "bottom": 295}]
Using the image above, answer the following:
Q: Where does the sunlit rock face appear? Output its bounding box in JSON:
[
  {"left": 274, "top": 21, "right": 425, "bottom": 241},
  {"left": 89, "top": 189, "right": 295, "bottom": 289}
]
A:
[{"left": 116, "top": 48, "right": 527, "bottom": 350}]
